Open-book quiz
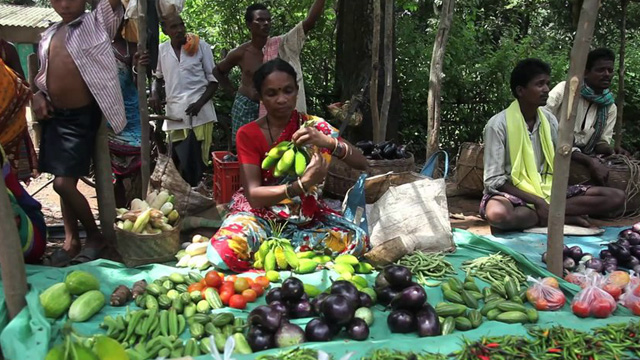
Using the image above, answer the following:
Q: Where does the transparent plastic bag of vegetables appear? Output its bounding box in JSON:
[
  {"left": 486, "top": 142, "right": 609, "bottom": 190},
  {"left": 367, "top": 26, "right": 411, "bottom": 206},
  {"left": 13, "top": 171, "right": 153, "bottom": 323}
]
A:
[
  {"left": 564, "top": 268, "right": 601, "bottom": 289},
  {"left": 620, "top": 280, "right": 640, "bottom": 315},
  {"left": 571, "top": 274, "right": 617, "bottom": 318},
  {"left": 525, "top": 276, "right": 566, "bottom": 311},
  {"left": 601, "top": 270, "right": 631, "bottom": 301}
]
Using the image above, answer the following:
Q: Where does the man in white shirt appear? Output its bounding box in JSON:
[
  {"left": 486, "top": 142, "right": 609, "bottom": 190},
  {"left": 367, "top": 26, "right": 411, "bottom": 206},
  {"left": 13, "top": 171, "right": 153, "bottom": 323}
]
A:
[
  {"left": 150, "top": 14, "right": 218, "bottom": 186},
  {"left": 546, "top": 48, "right": 627, "bottom": 185}
]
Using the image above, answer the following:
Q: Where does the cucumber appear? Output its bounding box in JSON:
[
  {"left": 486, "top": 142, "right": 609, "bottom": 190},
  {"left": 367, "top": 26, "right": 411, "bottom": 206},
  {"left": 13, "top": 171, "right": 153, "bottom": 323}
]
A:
[{"left": 68, "top": 290, "right": 106, "bottom": 322}]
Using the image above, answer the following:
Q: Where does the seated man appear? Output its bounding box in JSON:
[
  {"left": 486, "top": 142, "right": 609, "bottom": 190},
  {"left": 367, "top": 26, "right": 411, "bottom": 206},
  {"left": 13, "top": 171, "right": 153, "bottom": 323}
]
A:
[
  {"left": 546, "top": 48, "right": 626, "bottom": 185},
  {"left": 481, "top": 58, "right": 624, "bottom": 231}
]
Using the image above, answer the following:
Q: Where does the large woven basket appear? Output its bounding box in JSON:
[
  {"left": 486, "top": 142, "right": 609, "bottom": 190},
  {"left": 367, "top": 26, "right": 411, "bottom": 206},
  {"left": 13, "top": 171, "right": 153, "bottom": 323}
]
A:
[
  {"left": 569, "top": 156, "right": 640, "bottom": 213},
  {"left": 115, "top": 220, "right": 182, "bottom": 267},
  {"left": 325, "top": 153, "right": 415, "bottom": 198},
  {"left": 455, "top": 142, "right": 484, "bottom": 197}
]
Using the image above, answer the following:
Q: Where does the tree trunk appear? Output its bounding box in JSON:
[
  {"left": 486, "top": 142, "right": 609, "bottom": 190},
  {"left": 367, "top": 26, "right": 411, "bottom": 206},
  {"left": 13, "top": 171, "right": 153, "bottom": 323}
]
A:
[
  {"left": 94, "top": 118, "right": 117, "bottom": 246},
  {"left": 547, "top": 0, "right": 600, "bottom": 278},
  {"left": 137, "top": 0, "right": 151, "bottom": 197},
  {"left": 426, "top": 0, "right": 455, "bottom": 158},
  {"left": 336, "top": 0, "right": 401, "bottom": 143},
  {"left": 0, "top": 175, "right": 28, "bottom": 320},
  {"left": 370, "top": 0, "right": 381, "bottom": 142},
  {"left": 614, "top": 0, "right": 628, "bottom": 150},
  {"left": 378, "top": 0, "right": 394, "bottom": 142}
]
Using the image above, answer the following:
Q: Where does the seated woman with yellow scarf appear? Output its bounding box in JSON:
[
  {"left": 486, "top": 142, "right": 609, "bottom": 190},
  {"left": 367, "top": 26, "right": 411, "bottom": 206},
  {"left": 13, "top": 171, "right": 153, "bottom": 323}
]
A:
[{"left": 480, "top": 58, "right": 624, "bottom": 232}]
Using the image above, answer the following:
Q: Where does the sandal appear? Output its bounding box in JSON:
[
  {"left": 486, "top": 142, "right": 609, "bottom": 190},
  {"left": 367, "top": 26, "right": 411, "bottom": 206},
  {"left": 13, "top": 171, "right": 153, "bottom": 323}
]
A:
[
  {"left": 69, "top": 246, "right": 103, "bottom": 265},
  {"left": 42, "top": 248, "right": 74, "bottom": 267}
]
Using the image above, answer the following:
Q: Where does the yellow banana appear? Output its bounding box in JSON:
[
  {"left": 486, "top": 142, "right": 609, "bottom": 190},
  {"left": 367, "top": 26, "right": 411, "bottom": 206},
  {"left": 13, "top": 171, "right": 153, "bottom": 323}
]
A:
[
  {"left": 264, "top": 250, "right": 276, "bottom": 272},
  {"left": 283, "top": 247, "right": 299, "bottom": 269},
  {"left": 295, "top": 150, "right": 307, "bottom": 176},
  {"left": 274, "top": 246, "right": 288, "bottom": 269},
  {"left": 276, "top": 149, "right": 296, "bottom": 173},
  {"left": 261, "top": 155, "right": 278, "bottom": 170}
]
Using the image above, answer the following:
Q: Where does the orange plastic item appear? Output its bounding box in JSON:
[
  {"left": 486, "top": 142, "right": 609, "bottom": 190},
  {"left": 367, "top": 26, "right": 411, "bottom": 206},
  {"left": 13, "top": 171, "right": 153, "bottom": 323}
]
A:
[{"left": 213, "top": 151, "right": 240, "bottom": 204}]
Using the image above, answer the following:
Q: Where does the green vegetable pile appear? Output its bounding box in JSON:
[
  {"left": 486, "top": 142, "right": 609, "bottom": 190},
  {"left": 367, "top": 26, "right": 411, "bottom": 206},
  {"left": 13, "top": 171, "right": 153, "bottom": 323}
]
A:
[
  {"left": 461, "top": 252, "right": 527, "bottom": 285},
  {"left": 396, "top": 251, "right": 457, "bottom": 285}
]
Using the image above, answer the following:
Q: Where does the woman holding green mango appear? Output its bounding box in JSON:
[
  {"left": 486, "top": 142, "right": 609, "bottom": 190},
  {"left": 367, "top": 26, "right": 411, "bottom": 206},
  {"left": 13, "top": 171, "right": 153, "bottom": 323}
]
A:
[{"left": 207, "top": 59, "right": 369, "bottom": 273}]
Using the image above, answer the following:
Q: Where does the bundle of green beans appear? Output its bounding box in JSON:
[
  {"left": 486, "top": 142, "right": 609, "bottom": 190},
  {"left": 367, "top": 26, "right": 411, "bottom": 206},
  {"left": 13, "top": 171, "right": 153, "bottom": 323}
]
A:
[
  {"left": 255, "top": 348, "right": 324, "bottom": 360},
  {"left": 396, "top": 251, "right": 457, "bottom": 284},
  {"left": 361, "top": 349, "right": 447, "bottom": 360},
  {"left": 460, "top": 252, "right": 526, "bottom": 285}
]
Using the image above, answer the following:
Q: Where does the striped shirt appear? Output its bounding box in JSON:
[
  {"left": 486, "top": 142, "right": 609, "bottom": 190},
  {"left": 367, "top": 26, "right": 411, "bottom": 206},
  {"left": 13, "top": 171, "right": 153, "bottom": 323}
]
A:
[{"left": 34, "top": 0, "right": 126, "bottom": 133}]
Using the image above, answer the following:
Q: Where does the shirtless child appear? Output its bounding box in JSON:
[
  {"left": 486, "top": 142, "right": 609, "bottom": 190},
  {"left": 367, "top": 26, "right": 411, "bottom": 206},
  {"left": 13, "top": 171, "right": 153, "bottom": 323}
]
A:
[
  {"left": 212, "top": 1, "right": 327, "bottom": 147},
  {"left": 32, "top": 0, "right": 125, "bottom": 265}
]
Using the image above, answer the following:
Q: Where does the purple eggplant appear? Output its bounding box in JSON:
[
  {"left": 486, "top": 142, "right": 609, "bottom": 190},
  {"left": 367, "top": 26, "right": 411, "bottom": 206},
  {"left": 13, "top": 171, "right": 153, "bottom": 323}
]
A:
[
  {"left": 627, "top": 256, "right": 640, "bottom": 268},
  {"left": 358, "top": 292, "right": 374, "bottom": 308},
  {"left": 600, "top": 249, "right": 612, "bottom": 259},
  {"left": 289, "top": 300, "right": 314, "bottom": 319},
  {"left": 265, "top": 288, "right": 284, "bottom": 304},
  {"left": 568, "top": 246, "right": 584, "bottom": 261},
  {"left": 383, "top": 265, "right": 413, "bottom": 290},
  {"left": 387, "top": 309, "right": 416, "bottom": 333},
  {"left": 248, "top": 305, "right": 283, "bottom": 333},
  {"left": 346, "top": 318, "right": 369, "bottom": 341},
  {"left": 330, "top": 281, "right": 360, "bottom": 305},
  {"left": 415, "top": 303, "right": 440, "bottom": 337},
  {"left": 247, "top": 326, "right": 274, "bottom": 352},
  {"left": 281, "top": 278, "right": 305, "bottom": 301},
  {"left": 390, "top": 285, "right": 427, "bottom": 310},
  {"left": 311, "top": 293, "right": 329, "bottom": 314},
  {"left": 633, "top": 223, "right": 640, "bottom": 233},
  {"left": 375, "top": 286, "right": 400, "bottom": 306},
  {"left": 603, "top": 257, "right": 618, "bottom": 266},
  {"left": 274, "top": 323, "right": 306, "bottom": 348},
  {"left": 617, "top": 239, "right": 631, "bottom": 249},
  {"left": 320, "top": 294, "right": 355, "bottom": 326},
  {"left": 585, "top": 258, "right": 604, "bottom": 273},
  {"left": 305, "top": 318, "right": 333, "bottom": 342},
  {"left": 604, "top": 263, "right": 618, "bottom": 273},
  {"left": 630, "top": 246, "right": 640, "bottom": 259},
  {"left": 563, "top": 257, "right": 576, "bottom": 271}
]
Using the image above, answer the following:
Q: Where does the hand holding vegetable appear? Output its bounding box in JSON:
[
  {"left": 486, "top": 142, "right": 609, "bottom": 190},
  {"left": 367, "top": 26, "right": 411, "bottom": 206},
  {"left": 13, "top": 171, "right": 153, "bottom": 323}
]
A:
[
  {"left": 291, "top": 127, "right": 333, "bottom": 150},
  {"left": 300, "top": 153, "right": 329, "bottom": 187}
]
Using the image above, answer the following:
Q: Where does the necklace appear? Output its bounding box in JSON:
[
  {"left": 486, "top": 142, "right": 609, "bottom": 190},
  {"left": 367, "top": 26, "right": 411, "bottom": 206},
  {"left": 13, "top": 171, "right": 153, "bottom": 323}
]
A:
[{"left": 266, "top": 116, "right": 275, "bottom": 144}]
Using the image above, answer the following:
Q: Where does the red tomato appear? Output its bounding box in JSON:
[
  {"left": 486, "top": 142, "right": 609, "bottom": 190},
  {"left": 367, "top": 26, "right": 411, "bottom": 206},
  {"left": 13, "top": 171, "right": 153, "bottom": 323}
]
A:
[
  {"left": 255, "top": 276, "right": 270, "bottom": 289},
  {"left": 187, "top": 283, "right": 204, "bottom": 293},
  {"left": 603, "top": 284, "right": 622, "bottom": 301},
  {"left": 234, "top": 278, "right": 251, "bottom": 293},
  {"left": 242, "top": 289, "right": 258, "bottom": 302},
  {"left": 220, "top": 282, "right": 235, "bottom": 294},
  {"left": 226, "top": 275, "right": 238, "bottom": 283},
  {"left": 629, "top": 301, "right": 640, "bottom": 316},
  {"left": 205, "top": 271, "right": 223, "bottom": 288},
  {"left": 592, "top": 298, "right": 614, "bottom": 318},
  {"left": 250, "top": 283, "right": 264, "bottom": 296},
  {"left": 534, "top": 299, "right": 549, "bottom": 311},
  {"left": 572, "top": 301, "right": 590, "bottom": 318},
  {"left": 229, "top": 294, "right": 247, "bottom": 309},
  {"left": 200, "top": 279, "right": 208, "bottom": 287},
  {"left": 219, "top": 290, "right": 234, "bottom": 305}
]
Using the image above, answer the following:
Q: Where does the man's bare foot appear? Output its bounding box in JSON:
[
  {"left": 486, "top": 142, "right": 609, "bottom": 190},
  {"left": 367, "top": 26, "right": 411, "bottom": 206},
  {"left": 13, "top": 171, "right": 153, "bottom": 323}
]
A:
[
  {"left": 566, "top": 215, "right": 592, "bottom": 228},
  {"left": 62, "top": 240, "right": 81, "bottom": 259}
]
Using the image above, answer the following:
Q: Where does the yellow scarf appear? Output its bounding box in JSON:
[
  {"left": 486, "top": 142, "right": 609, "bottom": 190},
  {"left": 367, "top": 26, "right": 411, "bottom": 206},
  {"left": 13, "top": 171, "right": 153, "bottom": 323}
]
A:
[
  {"left": 506, "top": 100, "right": 555, "bottom": 203},
  {"left": 183, "top": 34, "right": 200, "bottom": 57}
]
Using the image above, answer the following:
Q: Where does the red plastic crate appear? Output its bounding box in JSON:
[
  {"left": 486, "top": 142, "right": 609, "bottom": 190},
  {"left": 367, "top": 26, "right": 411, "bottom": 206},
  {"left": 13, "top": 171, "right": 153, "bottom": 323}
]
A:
[{"left": 212, "top": 151, "right": 240, "bottom": 204}]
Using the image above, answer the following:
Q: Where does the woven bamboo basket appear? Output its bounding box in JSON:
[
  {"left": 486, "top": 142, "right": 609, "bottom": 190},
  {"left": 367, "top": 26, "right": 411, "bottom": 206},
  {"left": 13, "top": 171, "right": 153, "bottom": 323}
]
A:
[
  {"left": 569, "top": 156, "right": 640, "bottom": 214},
  {"left": 455, "top": 142, "right": 484, "bottom": 197},
  {"left": 325, "top": 152, "right": 415, "bottom": 198},
  {"left": 115, "top": 220, "right": 182, "bottom": 267}
]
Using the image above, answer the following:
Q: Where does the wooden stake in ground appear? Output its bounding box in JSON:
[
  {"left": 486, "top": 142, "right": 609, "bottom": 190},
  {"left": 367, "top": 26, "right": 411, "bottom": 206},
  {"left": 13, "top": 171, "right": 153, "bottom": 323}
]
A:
[
  {"left": 94, "top": 117, "right": 117, "bottom": 244},
  {"left": 137, "top": 0, "right": 150, "bottom": 198},
  {"left": 378, "top": 0, "right": 393, "bottom": 143},
  {"left": 0, "top": 173, "right": 28, "bottom": 320},
  {"left": 426, "top": 0, "right": 456, "bottom": 158},
  {"left": 370, "top": 0, "right": 381, "bottom": 143},
  {"left": 613, "top": 0, "right": 628, "bottom": 150},
  {"left": 546, "top": 0, "right": 600, "bottom": 277}
]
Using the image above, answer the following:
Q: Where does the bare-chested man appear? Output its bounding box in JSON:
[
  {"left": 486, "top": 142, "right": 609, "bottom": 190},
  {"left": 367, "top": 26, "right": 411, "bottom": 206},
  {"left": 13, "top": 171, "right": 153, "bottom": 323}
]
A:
[
  {"left": 212, "top": 0, "right": 327, "bottom": 147},
  {"left": 32, "top": 0, "right": 125, "bottom": 266}
]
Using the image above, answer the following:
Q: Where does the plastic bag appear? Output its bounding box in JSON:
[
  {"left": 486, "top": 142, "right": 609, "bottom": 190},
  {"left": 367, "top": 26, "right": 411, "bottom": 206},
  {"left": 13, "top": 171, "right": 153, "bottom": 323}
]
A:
[
  {"left": 525, "top": 276, "right": 566, "bottom": 311},
  {"left": 571, "top": 273, "right": 617, "bottom": 318},
  {"left": 601, "top": 270, "right": 631, "bottom": 301},
  {"left": 620, "top": 281, "right": 640, "bottom": 315}
]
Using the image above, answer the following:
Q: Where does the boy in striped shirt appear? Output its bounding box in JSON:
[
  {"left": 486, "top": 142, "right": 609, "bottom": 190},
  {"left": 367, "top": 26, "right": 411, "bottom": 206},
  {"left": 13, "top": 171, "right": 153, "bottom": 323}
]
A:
[{"left": 32, "top": 0, "right": 125, "bottom": 266}]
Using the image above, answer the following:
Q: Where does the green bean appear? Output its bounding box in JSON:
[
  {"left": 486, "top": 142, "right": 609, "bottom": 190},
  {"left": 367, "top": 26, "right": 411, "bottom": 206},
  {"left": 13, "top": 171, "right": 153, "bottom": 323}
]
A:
[{"left": 396, "top": 251, "right": 456, "bottom": 285}]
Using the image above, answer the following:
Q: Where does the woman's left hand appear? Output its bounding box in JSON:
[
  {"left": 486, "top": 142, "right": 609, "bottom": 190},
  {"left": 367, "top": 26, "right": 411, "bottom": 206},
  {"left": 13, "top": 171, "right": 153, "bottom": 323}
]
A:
[
  {"left": 133, "top": 50, "right": 150, "bottom": 67},
  {"left": 292, "top": 127, "right": 334, "bottom": 150}
]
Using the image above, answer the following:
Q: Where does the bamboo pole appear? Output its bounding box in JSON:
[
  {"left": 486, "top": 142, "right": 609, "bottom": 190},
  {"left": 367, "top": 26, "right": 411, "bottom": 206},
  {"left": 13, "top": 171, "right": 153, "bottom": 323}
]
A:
[
  {"left": 370, "top": 0, "right": 381, "bottom": 143},
  {"left": 613, "top": 0, "right": 628, "bottom": 150},
  {"left": 94, "top": 117, "right": 117, "bottom": 245},
  {"left": 137, "top": 0, "right": 150, "bottom": 198},
  {"left": 426, "top": 0, "right": 456, "bottom": 158},
  {"left": 378, "top": 0, "right": 393, "bottom": 142},
  {"left": 546, "top": 0, "right": 600, "bottom": 277},
  {"left": 0, "top": 173, "right": 28, "bottom": 320}
]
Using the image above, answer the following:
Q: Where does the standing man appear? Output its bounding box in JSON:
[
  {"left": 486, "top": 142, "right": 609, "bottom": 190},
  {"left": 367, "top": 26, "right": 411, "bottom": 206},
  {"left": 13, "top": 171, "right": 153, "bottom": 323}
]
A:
[
  {"left": 546, "top": 48, "right": 628, "bottom": 185},
  {"left": 213, "top": 0, "right": 327, "bottom": 147},
  {"left": 150, "top": 14, "right": 218, "bottom": 187}
]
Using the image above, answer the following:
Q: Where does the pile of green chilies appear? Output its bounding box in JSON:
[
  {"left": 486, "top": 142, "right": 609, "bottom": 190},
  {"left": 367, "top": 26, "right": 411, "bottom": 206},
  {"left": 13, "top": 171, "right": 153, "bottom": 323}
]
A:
[
  {"left": 396, "top": 251, "right": 457, "bottom": 284},
  {"left": 255, "top": 348, "right": 323, "bottom": 360},
  {"left": 460, "top": 252, "right": 526, "bottom": 285},
  {"left": 362, "top": 349, "right": 447, "bottom": 360}
]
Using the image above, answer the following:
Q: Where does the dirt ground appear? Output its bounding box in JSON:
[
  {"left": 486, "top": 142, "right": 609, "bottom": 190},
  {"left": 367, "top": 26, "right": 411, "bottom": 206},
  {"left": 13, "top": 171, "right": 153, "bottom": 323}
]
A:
[{"left": 26, "top": 175, "right": 640, "bottom": 256}]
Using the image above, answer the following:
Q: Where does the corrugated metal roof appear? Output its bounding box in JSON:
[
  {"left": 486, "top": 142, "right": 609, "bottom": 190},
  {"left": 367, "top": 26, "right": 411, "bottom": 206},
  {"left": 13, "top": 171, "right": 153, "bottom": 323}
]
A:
[{"left": 0, "top": 4, "right": 60, "bottom": 29}]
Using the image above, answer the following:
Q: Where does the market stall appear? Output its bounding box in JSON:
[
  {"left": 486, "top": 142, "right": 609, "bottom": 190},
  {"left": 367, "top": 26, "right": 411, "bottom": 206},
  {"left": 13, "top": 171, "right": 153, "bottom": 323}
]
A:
[{"left": 3, "top": 227, "right": 640, "bottom": 359}]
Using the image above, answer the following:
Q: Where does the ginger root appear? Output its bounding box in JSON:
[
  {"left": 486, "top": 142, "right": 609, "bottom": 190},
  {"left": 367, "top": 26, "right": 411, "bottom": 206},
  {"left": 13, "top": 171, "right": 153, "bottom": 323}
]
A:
[
  {"left": 110, "top": 285, "right": 132, "bottom": 306},
  {"left": 131, "top": 279, "right": 148, "bottom": 299}
]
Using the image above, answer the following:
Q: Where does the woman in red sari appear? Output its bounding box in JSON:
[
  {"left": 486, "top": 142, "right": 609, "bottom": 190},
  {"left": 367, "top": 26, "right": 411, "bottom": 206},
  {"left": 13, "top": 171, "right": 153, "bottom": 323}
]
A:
[{"left": 207, "top": 59, "right": 369, "bottom": 272}]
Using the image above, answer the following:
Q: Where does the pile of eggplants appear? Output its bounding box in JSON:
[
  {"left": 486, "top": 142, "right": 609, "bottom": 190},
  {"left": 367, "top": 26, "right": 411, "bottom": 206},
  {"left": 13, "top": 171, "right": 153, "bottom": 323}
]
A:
[
  {"left": 354, "top": 140, "right": 410, "bottom": 160},
  {"left": 541, "top": 245, "right": 591, "bottom": 272},
  {"left": 375, "top": 265, "right": 440, "bottom": 337},
  {"left": 599, "top": 225, "right": 640, "bottom": 274}
]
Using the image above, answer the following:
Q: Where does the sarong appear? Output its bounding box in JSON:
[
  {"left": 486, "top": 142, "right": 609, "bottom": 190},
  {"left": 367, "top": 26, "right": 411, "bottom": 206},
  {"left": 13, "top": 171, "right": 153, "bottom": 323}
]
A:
[{"left": 230, "top": 92, "right": 259, "bottom": 148}]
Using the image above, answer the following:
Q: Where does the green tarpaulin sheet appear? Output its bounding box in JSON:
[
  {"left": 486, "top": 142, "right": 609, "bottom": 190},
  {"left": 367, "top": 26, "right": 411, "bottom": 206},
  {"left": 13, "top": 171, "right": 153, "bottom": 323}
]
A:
[{"left": 0, "top": 228, "right": 636, "bottom": 359}]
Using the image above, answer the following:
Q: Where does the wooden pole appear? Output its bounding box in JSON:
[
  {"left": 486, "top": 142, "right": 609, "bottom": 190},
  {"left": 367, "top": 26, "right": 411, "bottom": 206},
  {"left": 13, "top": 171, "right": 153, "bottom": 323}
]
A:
[
  {"left": 0, "top": 173, "right": 28, "bottom": 320},
  {"left": 94, "top": 117, "right": 117, "bottom": 245},
  {"left": 27, "top": 54, "right": 41, "bottom": 150},
  {"left": 426, "top": 0, "right": 456, "bottom": 158},
  {"left": 613, "top": 0, "right": 628, "bottom": 151},
  {"left": 378, "top": 0, "right": 393, "bottom": 142},
  {"left": 137, "top": 0, "right": 150, "bottom": 198},
  {"left": 546, "top": 0, "right": 600, "bottom": 277},
  {"left": 370, "top": 0, "right": 381, "bottom": 143}
]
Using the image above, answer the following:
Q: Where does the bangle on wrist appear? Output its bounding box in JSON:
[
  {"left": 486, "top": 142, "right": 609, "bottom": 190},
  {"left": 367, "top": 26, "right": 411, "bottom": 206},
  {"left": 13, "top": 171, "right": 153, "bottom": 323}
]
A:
[
  {"left": 330, "top": 137, "right": 338, "bottom": 153},
  {"left": 297, "top": 177, "right": 307, "bottom": 195},
  {"left": 284, "top": 183, "right": 292, "bottom": 199},
  {"left": 338, "top": 143, "right": 349, "bottom": 160},
  {"left": 331, "top": 138, "right": 340, "bottom": 155},
  {"left": 132, "top": 65, "right": 138, "bottom": 75}
]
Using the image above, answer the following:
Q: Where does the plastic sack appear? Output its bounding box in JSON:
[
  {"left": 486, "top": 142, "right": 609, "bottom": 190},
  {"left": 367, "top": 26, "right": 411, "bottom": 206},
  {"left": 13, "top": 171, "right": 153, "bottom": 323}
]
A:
[
  {"left": 571, "top": 273, "right": 617, "bottom": 318},
  {"left": 525, "top": 276, "right": 566, "bottom": 311},
  {"left": 601, "top": 270, "right": 631, "bottom": 301},
  {"left": 342, "top": 173, "right": 368, "bottom": 234},
  {"left": 620, "top": 281, "right": 640, "bottom": 316}
]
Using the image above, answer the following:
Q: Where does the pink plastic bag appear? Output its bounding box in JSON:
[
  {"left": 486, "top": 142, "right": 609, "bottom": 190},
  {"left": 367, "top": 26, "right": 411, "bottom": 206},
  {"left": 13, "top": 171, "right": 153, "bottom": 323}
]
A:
[
  {"left": 525, "top": 276, "right": 566, "bottom": 311},
  {"left": 571, "top": 274, "right": 617, "bottom": 318}
]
